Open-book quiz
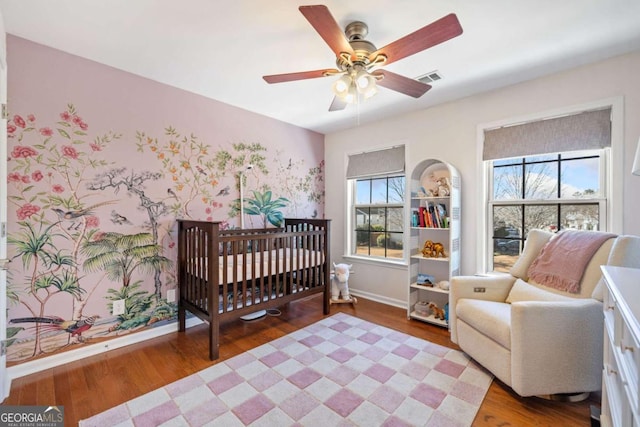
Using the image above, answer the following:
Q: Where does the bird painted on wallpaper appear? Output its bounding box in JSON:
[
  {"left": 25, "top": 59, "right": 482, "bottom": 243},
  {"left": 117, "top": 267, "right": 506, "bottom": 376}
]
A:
[
  {"left": 216, "top": 186, "right": 230, "bottom": 197},
  {"left": 110, "top": 210, "right": 131, "bottom": 225},
  {"left": 52, "top": 200, "right": 116, "bottom": 221},
  {"left": 167, "top": 188, "right": 178, "bottom": 199},
  {"left": 195, "top": 165, "right": 207, "bottom": 176},
  {"left": 10, "top": 315, "right": 100, "bottom": 343},
  {"left": 52, "top": 200, "right": 116, "bottom": 230}
]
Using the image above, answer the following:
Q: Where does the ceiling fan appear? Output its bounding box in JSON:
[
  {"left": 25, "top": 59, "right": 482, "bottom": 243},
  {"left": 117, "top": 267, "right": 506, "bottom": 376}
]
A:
[{"left": 263, "top": 5, "right": 463, "bottom": 111}]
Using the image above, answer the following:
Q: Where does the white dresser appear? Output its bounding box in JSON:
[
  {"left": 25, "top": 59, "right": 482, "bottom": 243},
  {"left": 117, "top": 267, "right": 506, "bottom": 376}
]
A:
[{"left": 601, "top": 266, "right": 640, "bottom": 427}]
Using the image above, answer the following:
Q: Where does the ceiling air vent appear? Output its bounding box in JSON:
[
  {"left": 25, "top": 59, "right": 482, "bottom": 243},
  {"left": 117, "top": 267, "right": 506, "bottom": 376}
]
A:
[{"left": 417, "top": 71, "right": 443, "bottom": 84}]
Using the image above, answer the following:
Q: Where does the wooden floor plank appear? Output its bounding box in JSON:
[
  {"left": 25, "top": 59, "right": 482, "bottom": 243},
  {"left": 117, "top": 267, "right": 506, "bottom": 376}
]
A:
[{"left": 3, "top": 295, "right": 597, "bottom": 426}]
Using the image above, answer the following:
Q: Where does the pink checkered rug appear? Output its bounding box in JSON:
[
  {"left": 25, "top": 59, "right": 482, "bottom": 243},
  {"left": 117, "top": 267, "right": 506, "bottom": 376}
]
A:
[{"left": 80, "top": 313, "right": 492, "bottom": 426}]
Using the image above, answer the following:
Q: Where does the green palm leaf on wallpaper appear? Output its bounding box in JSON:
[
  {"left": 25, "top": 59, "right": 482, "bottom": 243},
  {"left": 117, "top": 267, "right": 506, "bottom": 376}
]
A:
[
  {"left": 81, "top": 232, "right": 171, "bottom": 288},
  {"left": 243, "top": 190, "right": 289, "bottom": 227}
]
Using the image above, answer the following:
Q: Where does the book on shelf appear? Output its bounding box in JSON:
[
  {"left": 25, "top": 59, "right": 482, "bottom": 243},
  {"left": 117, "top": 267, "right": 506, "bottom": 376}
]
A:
[
  {"left": 412, "top": 210, "right": 420, "bottom": 227},
  {"left": 418, "top": 206, "right": 426, "bottom": 227}
]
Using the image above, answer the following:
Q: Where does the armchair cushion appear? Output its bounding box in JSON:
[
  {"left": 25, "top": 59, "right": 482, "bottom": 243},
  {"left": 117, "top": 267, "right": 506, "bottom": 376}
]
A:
[
  {"left": 592, "top": 235, "right": 640, "bottom": 300},
  {"left": 456, "top": 299, "right": 511, "bottom": 349},
  {"left": 505, "top": 279, "right": 573, "bottom": 304}
]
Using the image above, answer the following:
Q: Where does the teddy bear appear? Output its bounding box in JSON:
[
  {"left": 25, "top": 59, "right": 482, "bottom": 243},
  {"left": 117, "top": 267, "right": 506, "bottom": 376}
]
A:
[
  {"left": 435, "top": 177, "right": 450, "bottom": 197},
  {"left": 331, "top": 262, "right": 352, "bottom": 301},
  {"left": 428, "top": 302, "right": 446, "bottom": 320}
]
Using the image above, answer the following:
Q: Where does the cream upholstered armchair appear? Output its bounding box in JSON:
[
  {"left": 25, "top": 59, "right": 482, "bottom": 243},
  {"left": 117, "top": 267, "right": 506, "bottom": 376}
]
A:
[{"left": 449, "top": 229, "right": 640, "bottom": 398}]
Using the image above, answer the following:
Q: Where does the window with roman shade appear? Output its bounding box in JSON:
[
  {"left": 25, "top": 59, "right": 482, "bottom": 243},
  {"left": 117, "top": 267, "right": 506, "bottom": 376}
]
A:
[
  {"left": 484, "top": 108, "right": 612, "bottom": 272},
  {"left": 348, "top": 146, "right": 406, "bottom": 261}
]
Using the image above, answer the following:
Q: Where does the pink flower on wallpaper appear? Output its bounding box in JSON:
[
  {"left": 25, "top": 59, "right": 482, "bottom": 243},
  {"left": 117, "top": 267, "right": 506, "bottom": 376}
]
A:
[
  {"left": 39, "top": 127, "right": 53, "bottom": 137},
  {"left": 205, "top": 207, "right": 212, "bottom": 214},
  {"left": 85, "top": 216, "right": 99, "bottom": 228},
  {"left": 7, "top": 124, "right": 16, "bottom": 134},
  {"left": 7, "top": 172, "right": 21, "bottom": 183},
  {"left": 20, "top": 175, "right": 31, "bottom": 184},
  {"left": 60, "top": 111, "right": 72, "bottom": 122},
  {"left": 27, "top": 114, "right": 36, "bottom": 122},
  {"left": 13, "top": 115, "right": 26, "bottom": 128},
  {"left": 72, "top": 115, "right": 87, "bottom": 130},
  {"left": 31, "top": 170, "right": 44, "bottom": 182},
  {"left": 61, "top": 145, "right": 79, "bottom": 159},
  {"left": 52, "top": 184, "right": 65, "bottom": 193},
  {"left": 17, "top": 203, "right": 41, "bottom": 220},
  {"left": 168, "top": 242, "right": 175, "bottom": 249},
  {"left": 11, "top": 146, "right": 38, "bottom": 158},
  {"left": 90, "top": 143, "right": 101, "bottom": 151}
]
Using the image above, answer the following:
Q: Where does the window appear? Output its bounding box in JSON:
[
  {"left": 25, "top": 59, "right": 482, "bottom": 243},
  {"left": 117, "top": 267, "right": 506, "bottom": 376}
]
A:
[
  {"left": 489, "top": 149, "right": 607, "bottom": 272},
  {"left": 483, "top": 107, "right": 612, "bottom": 272},
  {"left": 352, "top": 175, "right": 405, "bottom": 260}
]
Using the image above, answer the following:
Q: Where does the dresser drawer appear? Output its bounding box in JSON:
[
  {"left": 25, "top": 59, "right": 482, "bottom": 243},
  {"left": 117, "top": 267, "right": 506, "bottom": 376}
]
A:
[
  {"left": 603, "top": 286, "right": 618, "bottom": 342},
  {"left": 619, "top": 312, "right": 640, "bottom": 416},
  {"left": 604, "top": 342, "right": 635, "bottom": 427}
]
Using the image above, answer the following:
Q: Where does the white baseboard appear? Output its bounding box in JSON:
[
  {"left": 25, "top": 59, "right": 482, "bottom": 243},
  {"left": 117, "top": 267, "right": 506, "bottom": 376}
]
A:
[
  {"left": 349, "top": 289, "right": 406, "bottom": 310},
  {"left": 7, "top": 317, "right": 203, "bottom": 381}
]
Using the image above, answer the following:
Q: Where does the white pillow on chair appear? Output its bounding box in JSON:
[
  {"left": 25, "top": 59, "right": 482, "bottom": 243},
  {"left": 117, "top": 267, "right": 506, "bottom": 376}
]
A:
[{"left": 509, "top": 229, "right": 555, "bottom": 281}]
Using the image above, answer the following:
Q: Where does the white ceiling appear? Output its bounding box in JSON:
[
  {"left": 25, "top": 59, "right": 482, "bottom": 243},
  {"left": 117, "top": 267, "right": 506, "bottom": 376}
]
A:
[{"left": 1, "top": 1, "right": 640, "bottom": 134}]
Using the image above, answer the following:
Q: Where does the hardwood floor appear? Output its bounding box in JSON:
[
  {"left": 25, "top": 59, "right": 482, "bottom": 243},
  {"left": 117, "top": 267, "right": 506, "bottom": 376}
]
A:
[{"left": 3, "top": 295, "right": 597, "bottom": 426}]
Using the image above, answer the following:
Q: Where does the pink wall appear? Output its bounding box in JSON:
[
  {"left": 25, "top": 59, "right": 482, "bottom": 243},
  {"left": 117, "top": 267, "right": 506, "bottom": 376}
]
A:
[{"left": 5, "top": 36, "right": 325, "bottom": 365}]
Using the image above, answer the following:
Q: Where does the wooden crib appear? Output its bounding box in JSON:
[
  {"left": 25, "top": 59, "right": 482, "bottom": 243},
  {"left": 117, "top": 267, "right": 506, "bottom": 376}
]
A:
[{"left": 177, "top": 218, "right": 331, "bottom": 360}]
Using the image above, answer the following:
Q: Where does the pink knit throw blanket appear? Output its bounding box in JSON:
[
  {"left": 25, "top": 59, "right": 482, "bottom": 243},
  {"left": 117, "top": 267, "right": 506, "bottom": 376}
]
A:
[{"left": 527, "top": 230, "right": 616, "bottom": 294}]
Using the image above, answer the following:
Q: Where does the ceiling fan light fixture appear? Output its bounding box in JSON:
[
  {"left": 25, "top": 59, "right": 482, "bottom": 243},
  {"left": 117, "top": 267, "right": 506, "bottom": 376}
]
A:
[
  {"left": 333, "top": 69, "right": 378, "bottom": 104},
  {"left": 339, "top": 84, "right": 357, "bottom": 104},
  {"left": 355, "top": 69, "right": 372, "bottom": 89},
  {"left": 354, "top": 70, "right": 378, "bottom": 100},
  {"left": 361, "top": 82, "right": 378, "bottom": 99},
  {"left": 332, "top": 74, "right": 351, "bottom": 96}
]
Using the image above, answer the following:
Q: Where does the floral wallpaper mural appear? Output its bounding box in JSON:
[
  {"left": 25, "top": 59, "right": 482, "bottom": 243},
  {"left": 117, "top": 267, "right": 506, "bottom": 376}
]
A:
[{"left": 5, "top": 36, "right": 325, "bottom": 367}]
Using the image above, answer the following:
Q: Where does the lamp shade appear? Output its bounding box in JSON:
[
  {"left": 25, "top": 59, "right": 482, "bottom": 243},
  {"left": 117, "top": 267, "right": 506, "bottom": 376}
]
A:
[{"left": 633, "top": 137, "right": 640, "bottom": 176}]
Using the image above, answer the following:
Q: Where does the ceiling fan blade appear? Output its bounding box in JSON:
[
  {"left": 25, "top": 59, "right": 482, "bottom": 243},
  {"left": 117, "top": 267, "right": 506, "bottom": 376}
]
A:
[
  {"left": 373, "top": 70, "right": 432, "bottom": 98},
  {"left": 370, "top": 13, "right": 463, "bottom": 66},
  {"left": 329, "top": 96, "right": 347, "bottom": 112},
  {"left": 263, "top": 68, "right": 340, "bottom": 84},
  {"left": 299, "top": 5, "right": 354, "bottom": 58}
]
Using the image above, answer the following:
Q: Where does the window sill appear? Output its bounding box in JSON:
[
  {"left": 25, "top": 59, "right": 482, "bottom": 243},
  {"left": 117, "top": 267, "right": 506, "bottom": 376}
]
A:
[{"left": 341, "top": 254, "right": 408, "bottom": 269}]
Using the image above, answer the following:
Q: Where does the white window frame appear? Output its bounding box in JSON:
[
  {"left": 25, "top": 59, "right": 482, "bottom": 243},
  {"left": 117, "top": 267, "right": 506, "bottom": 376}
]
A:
[
  {"left": 476, "top": 97, "right": 623, "bottom": 273},
  {"left": 346, "top": 175, "right": 406, "bottom": 265},
  {"left": 486, "top": 149, "right": 609, "bottom": 271}
]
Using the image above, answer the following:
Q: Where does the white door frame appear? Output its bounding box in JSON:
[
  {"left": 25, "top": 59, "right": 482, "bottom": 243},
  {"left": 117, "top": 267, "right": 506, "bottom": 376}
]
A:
[{"left": 0, "top": 19, "right": 9, "bottom": 401}]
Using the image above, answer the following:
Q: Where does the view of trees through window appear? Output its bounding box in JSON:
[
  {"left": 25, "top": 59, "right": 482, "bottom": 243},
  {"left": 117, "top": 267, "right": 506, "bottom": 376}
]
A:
[
  {"left": 491, "top": 150, "right": 603, "bottom": 271},
  {"left": 354, "top": 176, "right": 405, "bottom": 259}
]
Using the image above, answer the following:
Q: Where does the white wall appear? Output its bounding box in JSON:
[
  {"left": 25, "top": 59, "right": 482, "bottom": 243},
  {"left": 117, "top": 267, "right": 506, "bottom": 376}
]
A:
[{"left": 325, "top": 51, "right": 640, "bottom": 306}]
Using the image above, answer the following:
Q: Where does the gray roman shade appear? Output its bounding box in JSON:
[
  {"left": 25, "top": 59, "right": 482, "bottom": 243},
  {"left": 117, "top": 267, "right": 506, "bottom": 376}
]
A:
[
  {"left": 483, "top": 108, "right": 611, "bottom": 160},
  {"left": 346, "top": 145, "right": 405, "bottom": 179}
]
